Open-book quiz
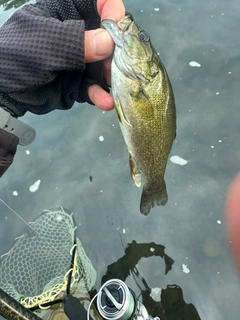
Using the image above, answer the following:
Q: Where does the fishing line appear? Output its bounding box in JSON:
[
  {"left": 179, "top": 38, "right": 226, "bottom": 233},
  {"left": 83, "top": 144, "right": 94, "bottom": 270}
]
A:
[
  {"left": 0, "top": 198, "right": 33, "bottom": 229},
  {"left": 0, "top": 198, "right": 76, "bottom": 271},
  {"left": 87, "top": 283, "right": 106, "bottom": 320}
]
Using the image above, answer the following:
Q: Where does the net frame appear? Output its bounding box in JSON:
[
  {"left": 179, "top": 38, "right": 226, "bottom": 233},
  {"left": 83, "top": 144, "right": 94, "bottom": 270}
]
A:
[{"left": 0, "top": 208, "right": 96, "bottom": 311}]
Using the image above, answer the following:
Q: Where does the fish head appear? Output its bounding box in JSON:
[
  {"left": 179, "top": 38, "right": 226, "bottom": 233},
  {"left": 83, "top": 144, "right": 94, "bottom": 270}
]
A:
[{"left": 101, "top": 14, "right": 159, "bottom": 82}]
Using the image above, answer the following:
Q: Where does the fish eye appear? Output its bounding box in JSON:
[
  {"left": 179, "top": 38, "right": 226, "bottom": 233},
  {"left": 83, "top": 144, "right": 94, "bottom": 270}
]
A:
[{"left": 138, "top": 31, "right": 149, "bottom": 42}]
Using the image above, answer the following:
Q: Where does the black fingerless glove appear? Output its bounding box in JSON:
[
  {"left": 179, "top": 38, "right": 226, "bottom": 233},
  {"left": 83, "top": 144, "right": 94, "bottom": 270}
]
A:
[{"left": 0, "top": 0, "right": 109, "bottom": 117}]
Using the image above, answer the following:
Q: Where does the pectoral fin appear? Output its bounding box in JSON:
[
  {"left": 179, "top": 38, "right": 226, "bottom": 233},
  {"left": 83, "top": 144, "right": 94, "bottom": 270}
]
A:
[
  {"left": 115, "top": 96, "right": 132, "bottom": 127},
  {"left": 129, "top": 153, "right": 141, "bottom": 187},
  {"left": 130, "top": 87, "right": 154, "bottom": 118}
]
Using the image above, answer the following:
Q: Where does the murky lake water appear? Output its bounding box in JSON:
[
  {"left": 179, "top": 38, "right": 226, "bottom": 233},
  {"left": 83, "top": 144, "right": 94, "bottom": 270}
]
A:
[{"left": 0, "top": 0, "right": 240, "bottom": 319}]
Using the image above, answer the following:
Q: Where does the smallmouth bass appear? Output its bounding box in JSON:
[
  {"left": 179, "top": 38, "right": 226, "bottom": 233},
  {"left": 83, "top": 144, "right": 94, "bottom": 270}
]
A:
[{"left": 101, "top": 14, "right": 176, "bottom": 215}]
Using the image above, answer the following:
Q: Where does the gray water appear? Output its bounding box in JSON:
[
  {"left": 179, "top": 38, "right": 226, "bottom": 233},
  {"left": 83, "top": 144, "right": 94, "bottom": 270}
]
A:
[{"left": 0, "top": 0, "right": 240, "bottom": 319}]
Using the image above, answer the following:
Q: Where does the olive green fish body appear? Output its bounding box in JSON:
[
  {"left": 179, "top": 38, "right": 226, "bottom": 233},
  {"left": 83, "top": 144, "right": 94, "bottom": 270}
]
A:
[{"left": 102, "top": 15, "right": 176, "bottom": 215}]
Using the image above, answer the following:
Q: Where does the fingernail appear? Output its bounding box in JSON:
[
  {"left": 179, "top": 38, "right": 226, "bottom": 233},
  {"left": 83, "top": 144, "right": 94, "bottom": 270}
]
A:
[{"left": 93, "top": 29, "right": 111, "bottom": 58}]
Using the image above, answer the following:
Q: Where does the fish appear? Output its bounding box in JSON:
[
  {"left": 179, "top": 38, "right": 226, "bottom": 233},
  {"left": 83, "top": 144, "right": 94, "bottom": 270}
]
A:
[{"left": 101, "top": 14, "right": 176, "bottom": 215}]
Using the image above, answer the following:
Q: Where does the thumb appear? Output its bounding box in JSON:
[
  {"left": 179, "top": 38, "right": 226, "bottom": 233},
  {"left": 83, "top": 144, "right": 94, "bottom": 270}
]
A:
[{"left": 84, "top": 28, "right": 114, "bottom": 63}]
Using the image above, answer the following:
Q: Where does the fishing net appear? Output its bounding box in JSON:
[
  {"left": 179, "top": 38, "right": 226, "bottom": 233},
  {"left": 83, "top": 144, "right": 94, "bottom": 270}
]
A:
[{"left": 0, "top": 208, "right": 96, "bottom": 312}]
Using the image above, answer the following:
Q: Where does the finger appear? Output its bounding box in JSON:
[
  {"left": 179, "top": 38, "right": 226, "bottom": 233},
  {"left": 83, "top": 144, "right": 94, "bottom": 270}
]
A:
[
  {"left": 84, "top": 29, "right": 114, "bottom": 63},
  {"left": 97, "top": 0, "right": 125, "bottom": 22},
  {"left": 226, "top": 173, "right": 240, "bottom": 275},
  {"left": 88, "top": 84, "right": 114, "bottom": 110}
]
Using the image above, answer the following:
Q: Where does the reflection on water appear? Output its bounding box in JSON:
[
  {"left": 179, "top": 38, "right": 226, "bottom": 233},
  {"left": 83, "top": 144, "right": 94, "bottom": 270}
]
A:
[
  {"left": 0, "top": 0, "right": 29, "bottom": 11},
  {"left": 1, "top": 0, "right": 240, "bottom": 319},
  {"left": 102, "top": 241, "right": 174, "bottom": 282},
  {"left": 101, "top": 241, "right": 200, "bottom": 319},
  {"left": 0, "top": 207, "right": 200, "bottom": 320}
]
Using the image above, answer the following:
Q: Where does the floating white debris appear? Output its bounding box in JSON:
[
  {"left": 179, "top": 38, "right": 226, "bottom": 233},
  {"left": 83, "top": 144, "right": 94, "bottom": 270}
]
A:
[
  {"left": 13, "top": 191, "right": 18, "bottom": 196},
  {"left": 26, "top": 150, "right": 30, "bottom": 155},
  {"left": 100, "top": 190, "right": 103, "bottom": 193},
  {"left": 218, "top": 140, "right": 222, "bottom": 143},
  {"left": 29, "top": 179, "right": 41, "bottom": 192},
  {"left": 154, "top": 8, "right": 159, "bottom": 12},
  {"left": 211, "top": 146, "right": 214, "bottom": 149},
  {"left": 217, "top": 220, "right": 222, "bottom": 225},
  {"left": 189, "top": 61, "right": 201, "bottom": 67},
  {"left": 123, "top": 228, "right": 126, "bottom": 234},
  {"left": 182, "top": 264, "right": 190, "bottom": 274},
  {"left": 150, "top": 247, "right": 155, "bottom": 252},
  {"left": 55, "top": 214, "right": 63, "bottom": 222},
  {"left": 99, "top": 136, "right": 104, "bottom": 142},
  {"left": 150, "top": 288, "right": 161, "bottom": 302},
  {"left": 216, "top": 92, "right": 220, "bottom": 95},
  {"left": 170, "top": 155, "right": 188, "bottom": 166}
]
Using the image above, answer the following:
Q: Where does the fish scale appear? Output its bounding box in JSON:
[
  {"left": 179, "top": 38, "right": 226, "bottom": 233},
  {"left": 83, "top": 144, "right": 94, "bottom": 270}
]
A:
[{"left": 102, "top": 14, "right": 176, "bottom": 215}]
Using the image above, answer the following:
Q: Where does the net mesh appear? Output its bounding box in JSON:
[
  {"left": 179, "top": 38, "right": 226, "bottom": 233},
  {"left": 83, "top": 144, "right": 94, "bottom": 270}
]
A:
[{"left": 0, "top": 208, "right": 96, "bottom": 309}]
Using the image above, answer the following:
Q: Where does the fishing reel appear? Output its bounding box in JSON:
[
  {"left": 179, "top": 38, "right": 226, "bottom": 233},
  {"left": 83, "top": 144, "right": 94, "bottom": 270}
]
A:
[
  {"left": 95, "top": 279, "right": 160, "bottom": 320},
  {"left": 0, "top": 278, "right": 160, "bottom": 320}
]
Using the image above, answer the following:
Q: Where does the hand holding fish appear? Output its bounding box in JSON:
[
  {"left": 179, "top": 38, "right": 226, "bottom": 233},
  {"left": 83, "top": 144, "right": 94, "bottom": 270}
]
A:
[
  {"left": 86, "top": 0, "right": 125, "bottom": 110},
  {"left": 0, "top": 0, "right": 125, "bottom": 177}
]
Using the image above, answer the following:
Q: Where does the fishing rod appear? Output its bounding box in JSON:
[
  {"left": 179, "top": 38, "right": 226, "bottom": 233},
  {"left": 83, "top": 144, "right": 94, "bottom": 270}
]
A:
[
  {"left": 0, "top": 198, "right": 45, "bottom": 320},
  {"left": 0, "top": 279, "right": 160, "bottom": 320},
  {"left": 0, "top": 199, "right": 92, "bottom": 320},
  {"left": 0, "top": 287, "right": 42, "bottom": 320},
  {"left": 0, "top": 200, "right": 161, "bottom": 320}
]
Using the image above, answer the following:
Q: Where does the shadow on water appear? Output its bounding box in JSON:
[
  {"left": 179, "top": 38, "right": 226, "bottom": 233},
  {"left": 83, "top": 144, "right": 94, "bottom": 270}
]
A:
[
  {"left": 0, "top": 206, "right": 201, "bottom": 320},
  {"left": 98, "top": 241, "right": 201, "bottom": 320},
  {"left": 0, "top": 207, "right": 200, "bottom": 320}
]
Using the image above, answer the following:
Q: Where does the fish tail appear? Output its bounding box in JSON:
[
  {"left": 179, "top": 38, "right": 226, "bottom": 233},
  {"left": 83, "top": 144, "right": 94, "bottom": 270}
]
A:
[{"left": 140, "top": 179, "right": 168, "bottom": 215}]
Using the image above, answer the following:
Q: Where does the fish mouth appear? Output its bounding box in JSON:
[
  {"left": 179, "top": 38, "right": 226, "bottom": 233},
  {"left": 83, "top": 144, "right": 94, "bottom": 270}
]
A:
[{"left": 101, "top": 14, "right": 133, "bottom": 47}]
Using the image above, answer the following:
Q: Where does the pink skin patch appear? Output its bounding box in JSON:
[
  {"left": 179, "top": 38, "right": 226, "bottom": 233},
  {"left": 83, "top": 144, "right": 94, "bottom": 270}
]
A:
[{"left": 226, "top": 173, "right": 240, "bottom": 275}]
